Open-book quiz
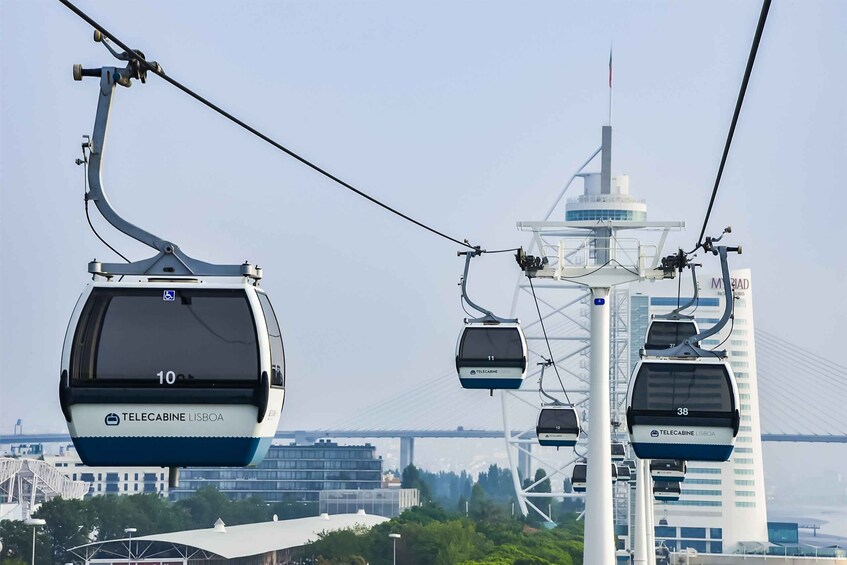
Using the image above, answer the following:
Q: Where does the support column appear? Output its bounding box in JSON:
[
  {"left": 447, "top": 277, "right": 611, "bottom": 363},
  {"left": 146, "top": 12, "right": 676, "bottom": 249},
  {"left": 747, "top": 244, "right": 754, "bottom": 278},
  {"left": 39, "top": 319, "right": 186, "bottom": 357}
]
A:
[
  {"left": 583, "top": 286, "right": 614, "bottom": 565},
  {"left": 518, "top": 442, "right": 532, "bottom": 483},
  {"left": 400, "top": 437, "right": 415, "bottom": 471},
  {"left": 647, "top": 481, "right": 657, "bottom": 565},
  {"left": 633, "top": 460, "right": 648, "bottom": 565}
]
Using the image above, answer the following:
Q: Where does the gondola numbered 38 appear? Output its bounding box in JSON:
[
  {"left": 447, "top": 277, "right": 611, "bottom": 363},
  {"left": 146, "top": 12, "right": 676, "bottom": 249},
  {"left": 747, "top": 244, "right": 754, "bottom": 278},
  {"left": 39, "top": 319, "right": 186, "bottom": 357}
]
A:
[
  {"left": 62, "top": 40, "right": 285, "bottom": 469},
  {"left": 626, "top": 243, "right": 742, "bottom": 462},
  {"left": 455, "top": 250, "right": 527, "bottom": 390}
]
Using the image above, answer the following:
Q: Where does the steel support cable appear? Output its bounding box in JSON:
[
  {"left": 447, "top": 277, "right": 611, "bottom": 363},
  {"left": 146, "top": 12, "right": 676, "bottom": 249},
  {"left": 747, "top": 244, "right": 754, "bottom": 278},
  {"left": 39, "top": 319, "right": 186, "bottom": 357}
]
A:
[
  {"left": 756, "top": 345, "right": 847, "bottom": 400},
  {"left": 757, "top": 373, "right": 844, "bottom": 435},
  {"left": 57, "top": 0, "right": 520, "bottom": 254},
  {"left": 696, "top": 0, "right": 772, "bottom": 247},
  {"left": 755, "top": 330, "right": 847, "bottom": 385},
  {"left": 754, "top": 335, "right": 847, "bottom": 393},
  {"left": 756, "top": 356, "right": 847, "bottom": 432},
  {"left": 759, "top": 376, "right": 831, "bottom": 433}
]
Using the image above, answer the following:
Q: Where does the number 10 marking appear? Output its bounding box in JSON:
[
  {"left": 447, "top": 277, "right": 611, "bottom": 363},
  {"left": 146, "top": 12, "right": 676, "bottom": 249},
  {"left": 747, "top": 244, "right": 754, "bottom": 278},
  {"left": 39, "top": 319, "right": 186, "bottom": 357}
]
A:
[{"left": 157, "top": 370, "right": 176, "bottom": 385}]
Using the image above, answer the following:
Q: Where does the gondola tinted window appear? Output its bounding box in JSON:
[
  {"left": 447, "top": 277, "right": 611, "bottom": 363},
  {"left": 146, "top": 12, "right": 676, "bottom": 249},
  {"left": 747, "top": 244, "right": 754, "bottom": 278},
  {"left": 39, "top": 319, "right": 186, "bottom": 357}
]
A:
[
  {"left": 459, "top": 328, "right": 523, "bottom": 360},
  {"left": 257, "top": 292, "right": 285, "bottom": 387},
  {"left": 631, "top": 363, "right": 732, "bottom": 412},
  {"left": 538, "top": 409, "right": 578, "bottom": 429},
  {"left": 71, "top": 288, "right": 258, "bottom": 383},
  {"left": 645, "top": 322, "right": 698, "bottom": 350}
]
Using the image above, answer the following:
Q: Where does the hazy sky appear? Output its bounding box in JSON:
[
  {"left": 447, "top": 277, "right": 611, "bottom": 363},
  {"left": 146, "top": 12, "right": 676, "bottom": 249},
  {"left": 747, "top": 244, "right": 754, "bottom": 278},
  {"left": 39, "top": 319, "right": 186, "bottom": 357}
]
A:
[{"left": 2, "top": 0, "right": 846, "bottom": 475}]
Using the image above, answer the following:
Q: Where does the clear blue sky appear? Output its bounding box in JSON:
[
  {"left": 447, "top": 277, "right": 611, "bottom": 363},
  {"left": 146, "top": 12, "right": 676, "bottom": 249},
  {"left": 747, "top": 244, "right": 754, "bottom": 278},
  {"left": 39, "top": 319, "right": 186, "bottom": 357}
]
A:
[{"left": 1, "top": 0, "right": 845, "bottom": 471}]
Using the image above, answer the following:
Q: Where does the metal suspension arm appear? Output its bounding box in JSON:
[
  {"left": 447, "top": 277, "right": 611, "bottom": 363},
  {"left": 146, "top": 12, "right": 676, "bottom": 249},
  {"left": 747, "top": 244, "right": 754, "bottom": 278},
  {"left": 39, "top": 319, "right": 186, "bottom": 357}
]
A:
[
  {"left": 74, "top": 36, "right": 260, "bottom": 280},
  {"left": 459, "top": 251, "right": 516, "bottom": 324}
]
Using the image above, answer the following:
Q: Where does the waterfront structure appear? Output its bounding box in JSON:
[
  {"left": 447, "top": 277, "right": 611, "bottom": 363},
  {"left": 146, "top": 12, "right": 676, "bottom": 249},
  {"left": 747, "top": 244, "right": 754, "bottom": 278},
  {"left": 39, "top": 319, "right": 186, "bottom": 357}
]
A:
[
  {"left": 170, "top": 440, "right": 383, "bottom": 502},
  {"left": 68, "top": 513, "right": 388, "bottom": 565},
  {"left": 630, "top": 268, "right": 769, "bottom": 552},
  {"left": 319, "top": 488, "right": 419, "bottom": 518},
  {"left": 565, "top": 173, "right": 646, "bottom": 222},
  {"left": 0, "top": 457, "right": 89, "bottom": 520},
  {"left": 43, "top": 448, "right": 169, "bottom": 497}
]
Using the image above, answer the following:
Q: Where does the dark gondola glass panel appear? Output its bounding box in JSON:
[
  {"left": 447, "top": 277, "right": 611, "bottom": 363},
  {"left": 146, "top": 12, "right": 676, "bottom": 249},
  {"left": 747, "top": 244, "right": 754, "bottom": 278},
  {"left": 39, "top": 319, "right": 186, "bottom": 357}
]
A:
[
  {"left": 458, "top": 327, "right": 525, "bottom": 365},
  {"left": 653, "top": 480, "right": 681, "bottom": 501},
  {"left": 617, "top": 465, "right": 632, "bottom": 482},
  {"left": 630, "top": 363, "right": 733, "bottom": 414},
  {"left": 571, "top": 464, "right": 587, "bottom": 492},
  {"left": 70, "top": 288, "right": 259, "bottom": 385},
  {"left": 645, "top": 320, "right": 699, "bottom": 350},
  {"left": 611, "top": 442, "right": 626, "bottom": 461},
  {"left": 257, "top": 292, "right": 285, "bottom": 387}
]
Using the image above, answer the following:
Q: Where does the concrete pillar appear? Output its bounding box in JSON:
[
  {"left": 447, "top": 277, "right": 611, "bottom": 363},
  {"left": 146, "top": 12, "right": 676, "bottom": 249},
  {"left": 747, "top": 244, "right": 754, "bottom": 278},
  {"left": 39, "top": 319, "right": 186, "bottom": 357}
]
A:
[{"left": 400, "top": 437, "right": 415, "bottom": 471}]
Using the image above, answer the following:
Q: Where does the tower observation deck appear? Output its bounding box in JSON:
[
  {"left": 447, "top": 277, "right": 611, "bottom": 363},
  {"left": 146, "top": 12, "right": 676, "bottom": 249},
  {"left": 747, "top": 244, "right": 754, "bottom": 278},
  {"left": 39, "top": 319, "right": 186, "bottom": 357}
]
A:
[{"left": 565, "top": 173, "right": 647, "bottom": 222}]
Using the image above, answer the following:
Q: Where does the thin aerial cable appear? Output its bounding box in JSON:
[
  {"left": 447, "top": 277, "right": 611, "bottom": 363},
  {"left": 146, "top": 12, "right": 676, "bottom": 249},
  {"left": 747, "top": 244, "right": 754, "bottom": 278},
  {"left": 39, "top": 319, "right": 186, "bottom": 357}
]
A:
[
  {"left": 528, "top": 276, "right": 572, "bottom": 404},
  {"left": 57, "top": 0, "right": 505, "bottom": 253},
  {"left": 696, "top": 0, "right": 772, "bottom": 247},
  {"left": 81, "top": 151, "right": 130, "bottom": 263}
]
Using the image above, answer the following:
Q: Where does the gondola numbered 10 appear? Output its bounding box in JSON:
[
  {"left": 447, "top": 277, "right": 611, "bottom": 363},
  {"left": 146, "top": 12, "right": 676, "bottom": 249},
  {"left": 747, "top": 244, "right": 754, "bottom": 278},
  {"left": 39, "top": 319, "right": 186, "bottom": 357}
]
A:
[
  {"left": 626, "top": 238, "right": 742, "bottom": 462},
  {"left": 61, "top": 35, "right": 285, "bottom": 471},
  {"left": 455, "top": 250, "right": 528, "bottom": 391}
]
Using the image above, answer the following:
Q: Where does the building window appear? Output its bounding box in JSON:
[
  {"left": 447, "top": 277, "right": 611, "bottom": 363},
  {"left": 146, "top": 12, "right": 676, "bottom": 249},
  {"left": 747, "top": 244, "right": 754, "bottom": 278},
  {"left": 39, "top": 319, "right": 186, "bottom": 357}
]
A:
[
  {"left": 732, "top": 350, "right": 749, "bottom": 357},
  {"left": 665, "top": 500, "right": 722, "bottom": 507},
  {"left": 686, "top": 479, "right": 722, "bottom": 485},
  {"left": 742, "top": 415, "right": 752, "bottom": 422},
  {"left": 730, "top": 340, "right": 748, "bottom": 346},
  {"left": 680, "top": 528, "right": 707, "bottom": 538},
  {"left": 679, "top": 540, "right": 708, "bottom": 553},
  {"left": 735, "top": 469, "right": 754, "bottom": 475},
  {"left": 735, "top": 480, "right": 755, "bottom": 486},
  {"left": 735, "top": 447, "right": 753, "bottom": 453},
  {"left": 735, "top": 490, "right": 756, "bottom": 497},
  {"left": 738, "top": 382, "right": 750, "bottom": 389},
  {"left": 740, "top": 394, "right": 751, "bottom": 401},
  {"left": 655, "top": 526, "right": 676, "bottom": 537},
  {"left": 740, "top": 405, "right": 752, "bottom": 412},
  {"left": 736, "top": 501, "right": 756, "bottom": 508},
  {"left": 712, "top": 541, "right": 723, "bottom": 552},
  {"left": 681, "top": 489, "right": 722, "bottom": 496},
  {"left": 732, "top": 361, "right": 749, "bottom": 368},
  {"left": 710, "top": 528, "right": 723, "bottom": 539},
  {"left": 734, "top": 458, "right": 753, "bottom": 464},
  {"left": 687, "top": 467, "right": 721, "bottom": 475}
]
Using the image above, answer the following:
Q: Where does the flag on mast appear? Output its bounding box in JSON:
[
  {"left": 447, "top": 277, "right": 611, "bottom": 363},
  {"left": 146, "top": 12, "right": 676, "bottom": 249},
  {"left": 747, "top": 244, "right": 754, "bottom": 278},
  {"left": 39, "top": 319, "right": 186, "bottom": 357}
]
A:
[{"left": 609, "top": 48, "right": 613, "bottom": 88}]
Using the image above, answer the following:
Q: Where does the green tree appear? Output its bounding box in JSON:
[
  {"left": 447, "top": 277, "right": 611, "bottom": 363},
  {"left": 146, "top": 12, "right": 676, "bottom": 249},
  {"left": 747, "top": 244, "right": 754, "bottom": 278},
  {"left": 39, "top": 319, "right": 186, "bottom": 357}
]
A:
[
  {"left": 0, "top": 519, "right": 53, "bottom": 565},
  {"left": 34, "top": 497, "right": 96, "bottom": 562},
  {"left": 173, "top": 487, "right": 231, "bottom": 529},
  {"left": 401, "top": 465, "right": 432, "bottom": 503}
]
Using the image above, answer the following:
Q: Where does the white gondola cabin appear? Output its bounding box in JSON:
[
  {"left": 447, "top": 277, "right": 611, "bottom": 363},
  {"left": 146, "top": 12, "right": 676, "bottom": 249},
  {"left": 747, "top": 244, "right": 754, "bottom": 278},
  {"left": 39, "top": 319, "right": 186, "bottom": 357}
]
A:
[{"left": 60, "top": 280, "right": 285, "bottom": 467}]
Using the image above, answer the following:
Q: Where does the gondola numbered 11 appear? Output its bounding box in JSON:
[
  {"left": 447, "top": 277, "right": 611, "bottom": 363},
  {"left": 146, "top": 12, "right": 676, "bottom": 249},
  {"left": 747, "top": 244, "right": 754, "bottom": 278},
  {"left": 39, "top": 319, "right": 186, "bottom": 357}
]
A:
[
  {"left": 455, "top": 250, "right": 528, "bottom": 391},
  {"left": 61, "top": 36, "right": 285, "bottom": 470}
]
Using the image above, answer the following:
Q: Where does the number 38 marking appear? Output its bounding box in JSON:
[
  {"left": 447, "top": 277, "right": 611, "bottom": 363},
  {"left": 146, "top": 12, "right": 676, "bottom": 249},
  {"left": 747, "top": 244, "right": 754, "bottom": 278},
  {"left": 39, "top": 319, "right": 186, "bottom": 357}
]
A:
[{"left": 677, "top": 407, "right": 689, "bottom": 416}]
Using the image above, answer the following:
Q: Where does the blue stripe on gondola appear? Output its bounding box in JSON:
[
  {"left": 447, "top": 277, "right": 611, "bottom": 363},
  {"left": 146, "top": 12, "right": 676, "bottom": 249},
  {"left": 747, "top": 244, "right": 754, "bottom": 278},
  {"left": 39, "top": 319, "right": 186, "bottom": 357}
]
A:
[
  {"left": 538, "top": 439, "right": 578, "bottom": 447},
  {"left": 459, "top": 377, "right": 524, "bottom": 389},
  {"left": 631, "top": 442, "right": 733, "bottom": 461},
  {"left": 71, "top": 436, "right": 273, "bottom": 467}
]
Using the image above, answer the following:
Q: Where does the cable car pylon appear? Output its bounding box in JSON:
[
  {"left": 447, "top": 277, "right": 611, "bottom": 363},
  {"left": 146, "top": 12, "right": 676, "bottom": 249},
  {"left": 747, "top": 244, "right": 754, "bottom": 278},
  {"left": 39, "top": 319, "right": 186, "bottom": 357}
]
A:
[{"left": 515, "top": 124, "right": 682, "bottom": 564}]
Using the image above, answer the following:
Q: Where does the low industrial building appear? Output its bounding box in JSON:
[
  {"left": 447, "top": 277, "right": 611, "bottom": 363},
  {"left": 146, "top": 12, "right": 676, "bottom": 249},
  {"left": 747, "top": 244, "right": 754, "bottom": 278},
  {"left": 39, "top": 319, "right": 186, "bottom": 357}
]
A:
[
  {"left": 170, "top": 441, "right": 383, "bottom": 502},
  {"left": 319, "top": 488, "right": 419, "bottom": 518}
]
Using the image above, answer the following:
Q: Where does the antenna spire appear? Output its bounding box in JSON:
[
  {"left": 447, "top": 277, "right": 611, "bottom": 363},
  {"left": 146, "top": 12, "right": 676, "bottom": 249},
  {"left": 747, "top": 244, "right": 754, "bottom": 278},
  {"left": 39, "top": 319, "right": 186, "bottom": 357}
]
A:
[{"left": 608, "top": 44, "right": 613, "bottom": 126}]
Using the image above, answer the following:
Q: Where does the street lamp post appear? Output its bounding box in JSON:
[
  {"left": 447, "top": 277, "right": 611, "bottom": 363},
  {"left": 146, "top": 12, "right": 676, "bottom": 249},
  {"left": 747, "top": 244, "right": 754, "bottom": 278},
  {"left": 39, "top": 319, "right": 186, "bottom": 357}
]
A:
[
  {"left": 23, "top": 519, "right": 45, "bottom": 565},
  {"left": 124, "top": 527, "right": 137, "bottom": 565},
  {"left": 388, "top": 533, "right": 401, "bottom": 565}
]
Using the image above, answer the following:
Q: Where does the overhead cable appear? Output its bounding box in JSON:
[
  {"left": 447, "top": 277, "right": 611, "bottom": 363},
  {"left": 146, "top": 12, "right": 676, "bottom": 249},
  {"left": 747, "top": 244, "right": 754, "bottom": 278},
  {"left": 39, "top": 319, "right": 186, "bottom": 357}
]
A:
[
  {"left": 58, "top": 0, "right": 496, "bottom": 252},
  {"left": 696, "top": 0, "right": 772, "bottom": 247}
]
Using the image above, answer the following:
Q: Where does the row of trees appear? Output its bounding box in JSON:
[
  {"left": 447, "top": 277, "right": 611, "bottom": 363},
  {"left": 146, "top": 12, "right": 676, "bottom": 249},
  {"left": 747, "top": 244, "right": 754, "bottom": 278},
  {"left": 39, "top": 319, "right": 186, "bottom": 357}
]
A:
[{"left": 305, "top": 504, "right": 584, "bottom": 565}]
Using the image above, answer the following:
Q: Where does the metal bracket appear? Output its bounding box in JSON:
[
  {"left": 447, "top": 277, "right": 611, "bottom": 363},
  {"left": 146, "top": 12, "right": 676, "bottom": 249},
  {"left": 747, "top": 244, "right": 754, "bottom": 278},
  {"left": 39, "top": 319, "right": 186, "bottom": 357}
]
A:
[
  {"left": 75, "top": 45, "right": 261, "bottom": 280},
  {"left": 653, "top": 261, "right": 701, "bottom": 321},
  {"left": 649, "top": 245, "right": 741, "bottom": 359},
  {"left": 459, "top": 250, "right": 516, "bottom": 324}
]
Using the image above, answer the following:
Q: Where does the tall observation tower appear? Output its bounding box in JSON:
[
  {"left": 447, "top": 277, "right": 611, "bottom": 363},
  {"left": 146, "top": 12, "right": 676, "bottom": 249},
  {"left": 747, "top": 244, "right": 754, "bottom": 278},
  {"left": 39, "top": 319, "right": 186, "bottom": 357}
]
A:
[{"left": 565, "top": 173, "right": 647, "bottom": 223}]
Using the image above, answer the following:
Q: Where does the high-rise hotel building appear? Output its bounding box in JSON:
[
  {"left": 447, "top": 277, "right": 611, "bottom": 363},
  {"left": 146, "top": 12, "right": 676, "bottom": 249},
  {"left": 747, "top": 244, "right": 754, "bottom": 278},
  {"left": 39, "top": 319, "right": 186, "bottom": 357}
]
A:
[{"left": 629, "top": 269, "right": 768, "bottom": 552}]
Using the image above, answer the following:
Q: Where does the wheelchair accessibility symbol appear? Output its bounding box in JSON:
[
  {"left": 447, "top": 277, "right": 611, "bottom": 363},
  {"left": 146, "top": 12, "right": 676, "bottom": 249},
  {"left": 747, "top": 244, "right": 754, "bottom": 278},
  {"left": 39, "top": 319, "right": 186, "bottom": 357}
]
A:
[{"left": 163, "top": 290, "right": 175, "bottom": 302}]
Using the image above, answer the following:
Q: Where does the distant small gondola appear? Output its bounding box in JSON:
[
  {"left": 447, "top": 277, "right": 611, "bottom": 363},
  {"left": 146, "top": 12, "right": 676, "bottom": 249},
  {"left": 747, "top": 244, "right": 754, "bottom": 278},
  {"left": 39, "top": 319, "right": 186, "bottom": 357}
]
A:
[{"left": 536, "top": 405, "right": 580, "bottom": 447}]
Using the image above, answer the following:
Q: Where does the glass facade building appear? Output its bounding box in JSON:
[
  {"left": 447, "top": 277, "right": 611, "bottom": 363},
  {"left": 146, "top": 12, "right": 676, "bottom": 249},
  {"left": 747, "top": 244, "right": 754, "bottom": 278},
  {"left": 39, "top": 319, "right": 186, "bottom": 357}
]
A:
[
  {"left": 629, "top": 269, "right": 769, "bottom": 552},
  {"left": 319, "top": 488, "right": 419, "bottom": 518},
  {"left": 170, "top": 441, "right": 383, "bottom": 502}
]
